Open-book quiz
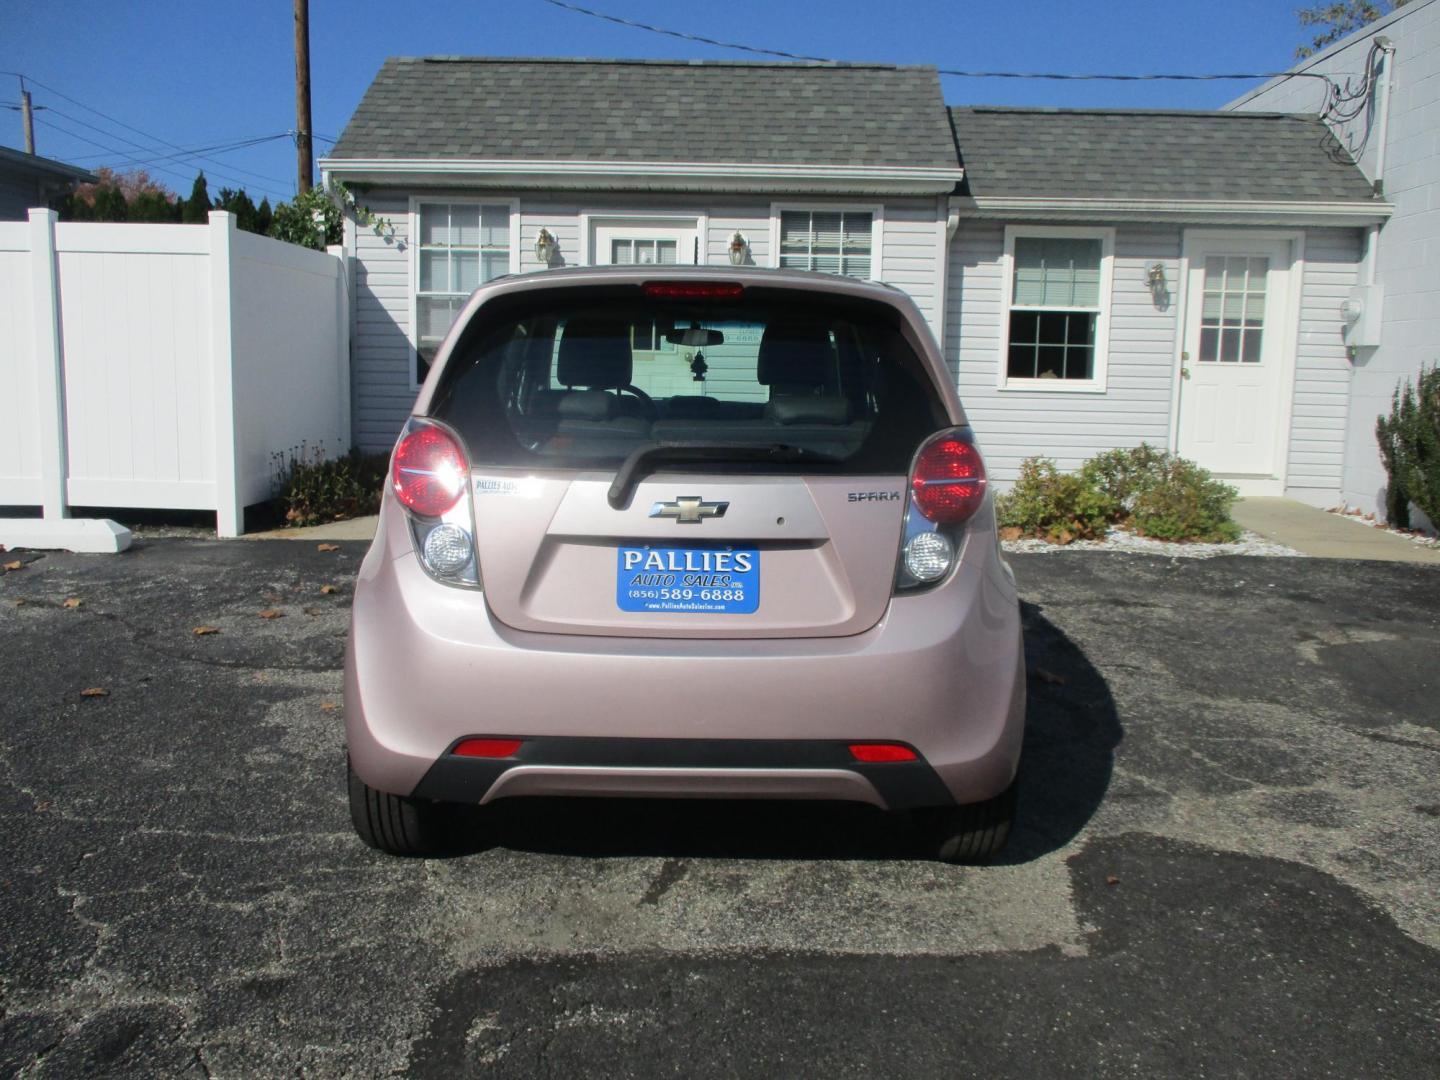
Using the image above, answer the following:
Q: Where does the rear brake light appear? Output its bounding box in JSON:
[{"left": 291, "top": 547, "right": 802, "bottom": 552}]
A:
[
  {"left": 848, "top": 743, "right": 919, "bottom": 763},
  {"left": 453, "top": 738, "right": 523, "bottom": 758},
  {"left": 910, "top": 436, "right": 987, "bottom": 524},
  {"left": 642, "top": 282, "right": 744, "bottom": 299},
  {"left": 393, "top": 422, "right": 468, "bottom": 517}
]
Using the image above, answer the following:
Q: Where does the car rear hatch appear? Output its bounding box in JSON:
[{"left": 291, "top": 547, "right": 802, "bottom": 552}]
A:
[{"left": 423, "top": 278, "right": 954, "bottom": 640}]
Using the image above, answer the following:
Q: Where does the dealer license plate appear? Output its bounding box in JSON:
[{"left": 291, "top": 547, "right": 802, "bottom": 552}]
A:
[{"left": 616, "top": 546, "right": 760, "bottom": 614}]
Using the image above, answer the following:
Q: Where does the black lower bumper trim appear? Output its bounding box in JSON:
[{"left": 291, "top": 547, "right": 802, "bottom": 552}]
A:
[{"left": 409, "top": 735, "right": 954, "bottom": 810}]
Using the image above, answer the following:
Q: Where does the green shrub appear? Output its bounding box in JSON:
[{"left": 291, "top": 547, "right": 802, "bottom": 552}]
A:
[
  {"left": 272, "top": 443, "right": 388, "bottom": 527},
  {"left": 1080, "top": 443, "right": 1170, "bottom": 517},
  {"left": 1128, "top": 458, "right": 1241, "bottom": 542},
  {"left": 996, "top": 457, "right": 1116, "bottom": 543},
  {"left": 1375, "top": 363, "right": 1440, "bottom": 530},
  {"left": 999, "top": 448, "right": 1242, "bottom": 544}
]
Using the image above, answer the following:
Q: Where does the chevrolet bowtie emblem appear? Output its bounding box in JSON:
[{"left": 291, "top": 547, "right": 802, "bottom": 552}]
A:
[{"left": 649, "top": 496, "right": 729, "bottom": 524}]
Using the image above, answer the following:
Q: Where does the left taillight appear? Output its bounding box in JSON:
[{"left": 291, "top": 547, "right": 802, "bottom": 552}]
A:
[
  {"left": 894, "top": 428, "right": 988, "bottom": 592},
  {"left": 393, "top": 421, "right": 468, "bottom": 517},
  {"left": 391, "top": 418, "right": 480, "bottom": 588}
]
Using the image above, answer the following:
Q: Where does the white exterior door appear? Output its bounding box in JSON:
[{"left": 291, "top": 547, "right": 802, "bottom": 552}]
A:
[
  {"left": 1177, "top": 236, "right": 1296, "bottom": 480},
  {"left": 591, "top": 219, "right": 699, "bottom": 267}
]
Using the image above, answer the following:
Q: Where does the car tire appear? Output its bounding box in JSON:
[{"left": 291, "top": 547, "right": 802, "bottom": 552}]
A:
[
  {"left": 913, "top": 780, "right": 1017, "bottom": 864},
  {"left": 347, "top": 757, "right": 450, "bottom": 856}
]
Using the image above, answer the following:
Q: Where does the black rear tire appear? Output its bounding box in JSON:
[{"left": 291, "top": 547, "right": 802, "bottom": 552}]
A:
[
  {"left": 913, "top": 780, "right": 1017, "bottom": 864},
  {"left": 348, "top": 756, "right": 451, "bottom": 855}
]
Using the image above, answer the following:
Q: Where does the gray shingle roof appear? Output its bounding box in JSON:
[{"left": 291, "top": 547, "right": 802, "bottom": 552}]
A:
[
  {"left": 0, "top": 145, "right": 97, "bottom": 184},
  {"left": 331, "top": 57, "right": 958, "bottom": 170},
  {"left": 949, "top": 107, "right": 1377, "bottom": 203}
]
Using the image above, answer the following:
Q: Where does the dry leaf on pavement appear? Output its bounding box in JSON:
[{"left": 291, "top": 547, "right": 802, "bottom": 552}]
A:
[
  {"left": 3, "top": 560, "right": 23, "bottom": 572},
  {"left": 193, "top": 625, "right": 221, "bottom": 636},
  {"left": 80, "top": 687, "right": 110, "bottom": 698},
  {"left": 258, "top": 609, "right": 284, "bottom": 620},
  {"left": 62, "top": 598, "right": 82, "bottom": 609},
  {"left": 320, "top": 701, "right": 339, "bottom": 711},
  {"left": 319, "top": 584, "right": 338, "bottom": 594},
  {"left": 316, "top": 543, "right": 340, "bottom": 553}
]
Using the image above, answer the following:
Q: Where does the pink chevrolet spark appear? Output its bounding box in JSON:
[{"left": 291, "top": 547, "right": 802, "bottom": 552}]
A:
[{"left": 345, "top": 266, "right": 1025, "bottom": 862}]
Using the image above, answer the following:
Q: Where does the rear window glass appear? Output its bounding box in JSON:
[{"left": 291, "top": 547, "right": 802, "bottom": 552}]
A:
[{"left": 428, "top": 286, "right": 946, "bottom": 473}]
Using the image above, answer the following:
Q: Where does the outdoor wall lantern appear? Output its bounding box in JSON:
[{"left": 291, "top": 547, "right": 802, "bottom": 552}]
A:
[
  {"left": 534, "top": 227, "right": 558, "bottom": 267},
  {"left": 1146, "top": 262, "right": 1167, "bottom": 294},
  {"left": 728, "top": 231, "right": 749, "bottom": 266}
]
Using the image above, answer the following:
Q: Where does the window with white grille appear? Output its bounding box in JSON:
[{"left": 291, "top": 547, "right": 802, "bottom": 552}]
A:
[
  {"left": 414, "top": 202, "right": 511, "bottom": 383},
  {"left": 1002, "top": 228, "right": 1113, "bottom": 390},
  {"left": 778, "top": 210, "right": 873, "bottom": 279}
]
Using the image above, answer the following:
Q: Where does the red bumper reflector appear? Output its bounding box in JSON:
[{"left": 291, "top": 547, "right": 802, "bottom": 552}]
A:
[
  {"left": 453, "top": 738, "right": 523, "bottom": 759},
  {"left": 642, "top": 282, "right": 744, "bottom": 299},
  {"left": 847, "top": 743, "right": 919, "bottom": 763}
]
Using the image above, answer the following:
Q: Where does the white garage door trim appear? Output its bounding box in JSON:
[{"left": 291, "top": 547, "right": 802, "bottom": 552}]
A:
[{"left": 1170, "top": 229, "right": 1305, "bottom": 496}]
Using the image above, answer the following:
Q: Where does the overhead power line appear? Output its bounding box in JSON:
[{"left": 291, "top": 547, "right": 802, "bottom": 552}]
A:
[
  {"left": 40, "top": 106, "right": 293, "bottom": 189},
  {"left": 3, "top": 70, "right": 294, "bottom": 193},
  {"left": 537, "top": 0, "right": 1347, "bottom": 95},
  {"left": 34, "top": 115, "right": 292, "bottom": 200}
]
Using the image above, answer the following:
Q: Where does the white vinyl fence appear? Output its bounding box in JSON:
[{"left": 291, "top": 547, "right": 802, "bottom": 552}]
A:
[{"left": 0, "top": 210, "right": 350, "bottom": 542}]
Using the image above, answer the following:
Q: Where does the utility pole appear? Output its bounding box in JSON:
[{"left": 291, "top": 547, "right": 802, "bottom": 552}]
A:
[
  {"left": 21, "top": 87, "right": 35, "bottom": 154},
  {"left": 294, "top": 0, "right": 314, "bottom": 191}
]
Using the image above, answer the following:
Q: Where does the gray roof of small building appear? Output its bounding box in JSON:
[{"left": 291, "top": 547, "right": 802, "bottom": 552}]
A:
[
  {"left": 0, "top": 145, "right": 97, "bottom": 184},
  {"left": 330, "top": 57, "right": 958, "bottom": 170},
  {"left": 949, "top": 107, "right": 1377, "bottom": 203}
]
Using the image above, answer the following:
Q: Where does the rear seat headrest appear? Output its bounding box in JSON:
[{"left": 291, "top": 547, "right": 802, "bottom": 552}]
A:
[
  {"left": 557, "top": 389, "right": 614, "bottom": 421},
  {"left": 757, "top": 323, "right": 835, "bottom": 389},
  {"left": 557, "top": 318, "right": 633, "bottom": 389},
  {"left": 765, "top": 396, "right": 852, "bottom": 426}
]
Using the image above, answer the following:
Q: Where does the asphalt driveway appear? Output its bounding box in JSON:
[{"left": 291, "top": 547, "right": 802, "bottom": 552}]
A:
[{"left": 1, "top": 541, "right": 1438, "bottom": 1077}]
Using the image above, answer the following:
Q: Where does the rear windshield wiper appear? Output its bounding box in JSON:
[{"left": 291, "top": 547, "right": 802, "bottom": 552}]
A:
[{"left": 607, "top": 442, "right": 839, "bottom": 509}]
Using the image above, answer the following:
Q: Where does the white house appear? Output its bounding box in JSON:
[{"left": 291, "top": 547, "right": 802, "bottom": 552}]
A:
[
  {"left": 321, "top": 56, "right": 1392, "bottom": 504},
  {"left": 1228, "top": 0, "right": 1439, "bottom": 518}
]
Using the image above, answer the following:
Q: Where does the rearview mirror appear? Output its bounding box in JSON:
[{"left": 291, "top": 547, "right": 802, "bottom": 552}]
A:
[{"left": 664, "top": 325, "right": 725, "bottom": 347}]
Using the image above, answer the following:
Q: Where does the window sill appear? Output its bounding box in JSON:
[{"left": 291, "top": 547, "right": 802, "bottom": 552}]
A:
[{"left": 998, "top": 379, "right": 1109, "bottom": 395}]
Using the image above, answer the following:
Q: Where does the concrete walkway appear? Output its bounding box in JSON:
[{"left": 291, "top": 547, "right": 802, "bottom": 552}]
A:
[
  {"left": 243, "top": 515, "right": 379, "bottom": 542},
  {"left": 1233, "top": 498, "right": 1440, "bottom": 564}
]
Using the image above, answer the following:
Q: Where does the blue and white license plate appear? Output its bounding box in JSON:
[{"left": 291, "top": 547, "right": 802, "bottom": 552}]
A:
[{"left": 616, "top": 546, "right": 760, "bottom": 614}]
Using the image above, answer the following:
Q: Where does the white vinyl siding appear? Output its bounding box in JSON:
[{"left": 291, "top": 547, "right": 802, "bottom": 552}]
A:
[
  {"left": 949, "top": 221, "right": 1179, "bottom": 482},
  {"left": 1289, "top": 227, "right": 1359, "bottom": 499},
  {"left": 948, "top": 219, "right": 1360, "bottom": 495},
  {"left": 352, "top": 193, "right": 413, "bottom": 454},
  {"left": 348, "top": 193, "right": 945, "bottom": 453},
  {"left": 1227, "top": 0, "right": 1438, "bottom": 514}
]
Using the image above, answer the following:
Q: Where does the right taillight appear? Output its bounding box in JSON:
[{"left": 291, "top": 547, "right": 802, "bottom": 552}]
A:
[
  {"left": 910, "top": 435, "right": 987, "bottom": 524},
  {"left": 895, "top": 429, "right": 988, "bottom": 591},
  {"left": 393, "top": 421, "right": 468, "bottom": 517},
  {"left": 392, "top": 418, "right": 480, "bottom": 588}
]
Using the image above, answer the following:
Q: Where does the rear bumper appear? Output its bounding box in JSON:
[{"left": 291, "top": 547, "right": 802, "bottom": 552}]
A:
[
  {"left": 412, "top": 736, "right": 954, "bottom": 810},
  {"left": 345, "top": 523, "right": 1025, "bottom": 811}
]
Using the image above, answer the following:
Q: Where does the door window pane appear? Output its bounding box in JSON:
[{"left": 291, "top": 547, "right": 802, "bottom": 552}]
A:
[{"left": 1198, "top": 254, "right": 1268, "bottom": 365}]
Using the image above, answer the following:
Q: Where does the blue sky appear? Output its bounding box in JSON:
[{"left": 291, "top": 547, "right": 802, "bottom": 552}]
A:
[{"left": 2, "top": 0, "right": 1350, "bottom": 204}]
